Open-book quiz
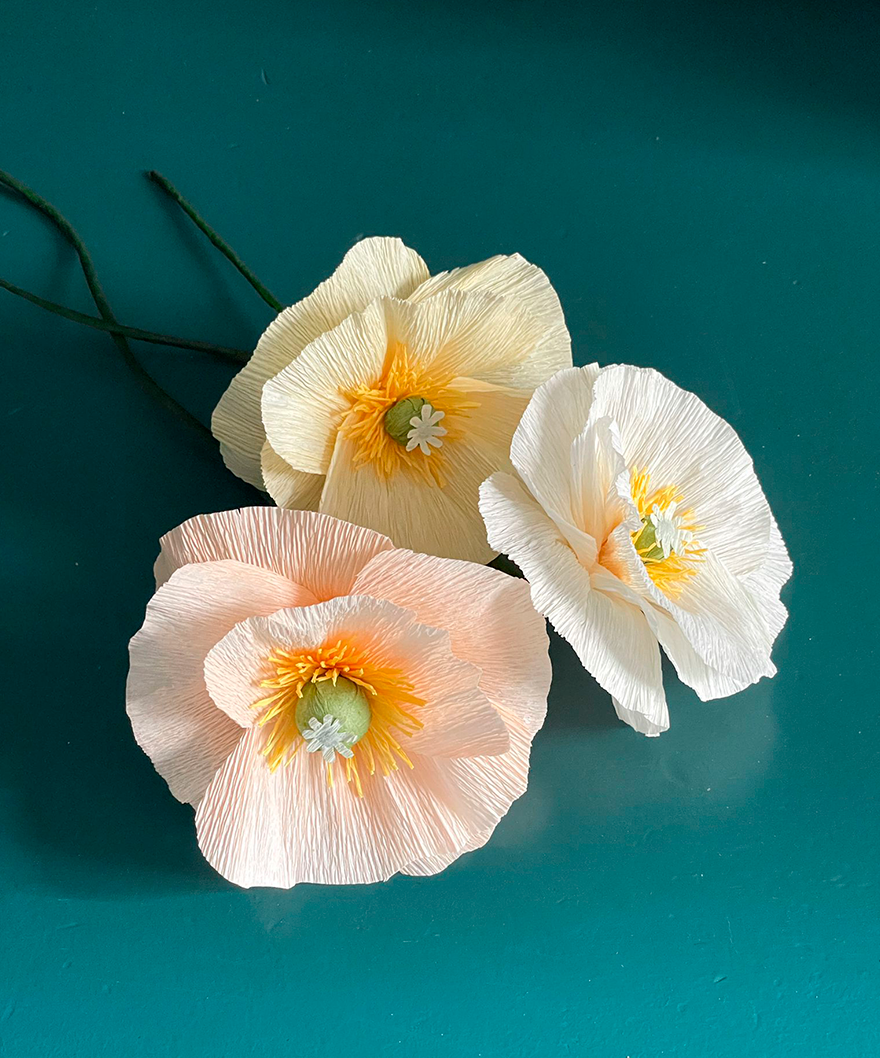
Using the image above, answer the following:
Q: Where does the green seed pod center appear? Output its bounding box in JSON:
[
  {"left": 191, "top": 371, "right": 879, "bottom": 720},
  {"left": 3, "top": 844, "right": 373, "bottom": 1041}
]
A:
[
  {"left": 384, "top": 396, "right": 427, "bottom": 445},
  {"left": 632, "top": 520, "right": 665, "bottom": 563},
  {"left": 294, "top": 677, "right": 372, "bottom": 744}
]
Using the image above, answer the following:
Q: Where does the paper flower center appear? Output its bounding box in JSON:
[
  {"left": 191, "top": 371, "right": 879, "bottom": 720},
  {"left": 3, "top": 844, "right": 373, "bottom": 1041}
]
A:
[
  {"left": 340, "top": 343, "right": 477, "bottom": 484},
  {"left": 385, "top": 397, "right": 447, "bottom": 456},
  {"left": 295, "top": 678, "right": 372, "bottom": 763},
  {"left": 384, "top": 395, "right": 428, "bottom": 443},
  {"left": 630, "top": 467, "right": 706, "bottom": 597},
  {"left": 251, "top": 639, "right": 426, "bottom": 796}
]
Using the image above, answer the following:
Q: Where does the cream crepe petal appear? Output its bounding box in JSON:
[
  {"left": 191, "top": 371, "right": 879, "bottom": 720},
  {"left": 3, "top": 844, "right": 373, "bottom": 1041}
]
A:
[
  {"left": 260, "top": 440, "right": 325, "bottom": 511},
  {"left": 195, "top": 727, "right": 498, "bottom": 888},
  {"left": 401, "top": 710, "right": 535, "bottom": 875},
  {"left": 385, "top": 290, "right": 549, "bottom": 387},
  {"left": 261, "top": 299, "right": 390, "bottom": 475},
  {"left": 604, "top": 523, "right": 776, "bottom": 687},
  {"left": 203, "top": 597, "right": 509, "bottom": 760},
  {"left": 352, "top": 549, "right": 551, "bottom": 735},
  {"left": 480, "top": 473, "right": 668, "bottom": 732},
  {"left": 212, "top": 238, "right": 429, "bottom": 487},
  {"left": 318, "top": 380, "right": 529, "bottom": 563},
  {"left": 509, "top": 364, "right": 601, "bottom": 521},
  {"left": 409, "top": 254, "right": 572, "bottom": 387},
  {"left": 319, "top": 433, "right": 492, "bottom": 563},
  {"left": 589, "top": 365, "right": 773, "bottom": 577},
  {"left": 647, "top": 611, "right": 758, "bottom": 701},
  {"left": 126, "top": 560, "right": 315, "bottom": 806},
  {"left": 410, "top": 252, "right": 568, "bottom": 351},
  {"left": 154, "top": 507, "right": 394, "bottom": 600}
]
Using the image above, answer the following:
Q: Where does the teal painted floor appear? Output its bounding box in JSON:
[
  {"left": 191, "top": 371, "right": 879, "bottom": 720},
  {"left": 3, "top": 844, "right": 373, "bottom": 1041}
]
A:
[{"left": 1, "top": 1, "right": 877, "bottom": 1055}]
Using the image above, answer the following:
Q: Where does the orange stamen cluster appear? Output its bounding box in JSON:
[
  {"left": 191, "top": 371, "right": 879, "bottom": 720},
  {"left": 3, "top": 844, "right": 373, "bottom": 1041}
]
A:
[
  {"left": 629, "top": 467, "right": 706, "bottom": 598},
  {"left": 251, "top": 639, "right": 425, "bottom": 797},
  {"left": 339, "top": 342, "right": 478, "bottom": 485}
]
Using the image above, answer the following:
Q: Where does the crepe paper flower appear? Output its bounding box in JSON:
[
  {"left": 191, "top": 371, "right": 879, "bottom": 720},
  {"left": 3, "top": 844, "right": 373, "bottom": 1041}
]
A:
[
  {"left": 127, "top": 507, "right": 551, "bottom": 888},
  {"left": 211, "top": 237, "right": 571, "bottom": 563},
  {"left": 480, "top": 364, "right": 792, "bottom": 737}
]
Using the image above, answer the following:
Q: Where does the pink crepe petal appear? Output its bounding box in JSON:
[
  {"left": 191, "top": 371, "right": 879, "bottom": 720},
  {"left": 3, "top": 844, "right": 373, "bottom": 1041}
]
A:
[
  {"left": 196, "top": 727, "right": 487, "bottom": 888},
  {"left": 352, "top": 549, "right": 551, "bottom": 736},
  {"left": 154, "top": 507, "right": 394, "bottom": 600},
  {"left": 195, "top": 714, "right": 540, "bottom": 889},
  {"left": 202, "top": 596, "right": 510, "bottom": 761},
  {"left": 401, "top": 709, "right": 536, "bottom": 875},
  {"left": 126, "top": 560, "right": 315, "bottom": 806}
]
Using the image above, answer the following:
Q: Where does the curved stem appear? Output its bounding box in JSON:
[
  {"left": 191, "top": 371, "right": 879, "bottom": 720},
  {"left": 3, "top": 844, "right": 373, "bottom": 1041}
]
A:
[
  {"left": 147, "top": 170, "right": 284, "bottom": 313},
  {"left": 0, "top": 277, "right": 249, "bottom": 362},
  {"left": 0, "top": 169, "right": 212, "bottom": 439}
]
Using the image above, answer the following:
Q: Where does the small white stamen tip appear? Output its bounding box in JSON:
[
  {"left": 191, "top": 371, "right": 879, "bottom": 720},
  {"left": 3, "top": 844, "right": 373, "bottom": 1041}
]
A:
[
  {"left": 649, "top": 503, "right": 692, "bottom": 558},
  {"left": 406, "top": 401, "right": 445, "bottom": 455},
  {"left": 302, "top": 714, "right": 357, "bottom": 760}
]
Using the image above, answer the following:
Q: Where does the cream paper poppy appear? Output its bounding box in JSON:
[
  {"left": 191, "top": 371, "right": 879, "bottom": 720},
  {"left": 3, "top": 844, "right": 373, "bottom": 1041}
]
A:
[
  {"left": 127, "top": 507, "right": 550, "bottom": 888},
  {"left": 479, "top": 365, "right": 791, "bottom": 736},
  {"left": 211, "top": 238, "right": 571, "bottom": 563}
]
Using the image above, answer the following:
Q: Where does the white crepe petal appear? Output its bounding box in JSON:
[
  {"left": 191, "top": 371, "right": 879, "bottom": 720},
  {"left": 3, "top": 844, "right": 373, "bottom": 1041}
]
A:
[
  {"left": 480, "top": 473, "right": 668, "bottom": 732},
  {"left": 589, "top": 365, "right": 773, "bottom": 577}
]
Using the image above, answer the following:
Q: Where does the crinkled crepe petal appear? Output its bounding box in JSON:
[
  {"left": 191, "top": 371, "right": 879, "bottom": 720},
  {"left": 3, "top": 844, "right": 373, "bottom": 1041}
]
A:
[
  {"left": 127, "top": 560, "right": 314, "bottom": 805},
  {"left": 353, "top": 548, "right": 550, "bottom": 735},
  {"left": 203, "top": 596, "right": 510, "bottom": 758},
  {"left": 212, "top": 237, "right": 428, "bottom": 487},
  {"left": 480, "top": 472, "right": 668, "bottom": 733},
  {"left": 318, "top": 380, "right": 528, "bottom": 562},
  {"left": 409, "top": 252, "right": 571, "bottom": 388},
  {"left": 154, "top": 507, "right": 393, "bottom": 600}
]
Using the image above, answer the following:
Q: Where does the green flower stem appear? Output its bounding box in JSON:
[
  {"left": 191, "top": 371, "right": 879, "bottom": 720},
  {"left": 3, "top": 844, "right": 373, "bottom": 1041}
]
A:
[
  {"left": 0, "top": 277, "right": 249, "bottom": 363},
  {"left": 147, "top": 170, "right": 284, "bottom": 313},
  {"left": 0, "top": 169, "right": 212, "bottom": 440}
]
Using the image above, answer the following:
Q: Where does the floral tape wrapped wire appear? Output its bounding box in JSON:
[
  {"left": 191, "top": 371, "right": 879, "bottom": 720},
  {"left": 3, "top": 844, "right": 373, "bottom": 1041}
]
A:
[
  {"left": 126, "top": 507, "right": 551, "bottom": 888},
  {"left": 479, "top": 364, "right": 792, "bottom": 736},
  {"left": 211, "top": 237, "right": 572, "bottom": 563}
]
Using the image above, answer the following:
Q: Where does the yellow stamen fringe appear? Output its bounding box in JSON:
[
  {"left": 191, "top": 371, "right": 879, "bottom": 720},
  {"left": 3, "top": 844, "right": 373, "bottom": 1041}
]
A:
[
  {"left": 339, "top": 342, "right": 479, "bottom": 485},
  {"left": 629, "top": 466, "right": 706, "bottom": 598},
  {"left": 250, "top": 639, "right": 425, "bottom": 797}
]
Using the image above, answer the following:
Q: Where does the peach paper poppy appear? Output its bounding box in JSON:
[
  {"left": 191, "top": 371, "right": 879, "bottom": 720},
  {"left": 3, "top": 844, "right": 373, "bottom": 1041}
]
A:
[{"left": 127, "top": 507, "right": 550, "bottom": 888}]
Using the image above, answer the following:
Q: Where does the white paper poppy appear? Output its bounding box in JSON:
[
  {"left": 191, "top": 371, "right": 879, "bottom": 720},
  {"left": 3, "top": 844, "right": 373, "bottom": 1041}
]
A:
[{"left": 479, "top": 364, "right": 792, "bottom": 735}]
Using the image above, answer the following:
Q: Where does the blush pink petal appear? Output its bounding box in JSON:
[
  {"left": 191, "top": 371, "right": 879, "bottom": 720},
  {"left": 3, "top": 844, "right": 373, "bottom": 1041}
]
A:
[
  {"left": 126, "top": 560, "right": 315, "bottom": 806},
  {"left": 154, "top": 507, "right": 394, "bottom": 600},
  {"left": 195, "top": 727, "right": 504, "bottom": 888},
  {"left": 400, "top": 709, "right": 535, "bottom": 876},
  {"left": 203, "top": 596, "right": 510, "bottom": 760},
  {"left": 352, "top": 549, "right": 551, "bottom": 736}
]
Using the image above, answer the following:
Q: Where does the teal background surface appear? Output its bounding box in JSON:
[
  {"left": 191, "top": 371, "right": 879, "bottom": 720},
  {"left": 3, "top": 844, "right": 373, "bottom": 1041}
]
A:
[{"left": 1, "top": 1, "right": 877, "bottom": 1055}]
